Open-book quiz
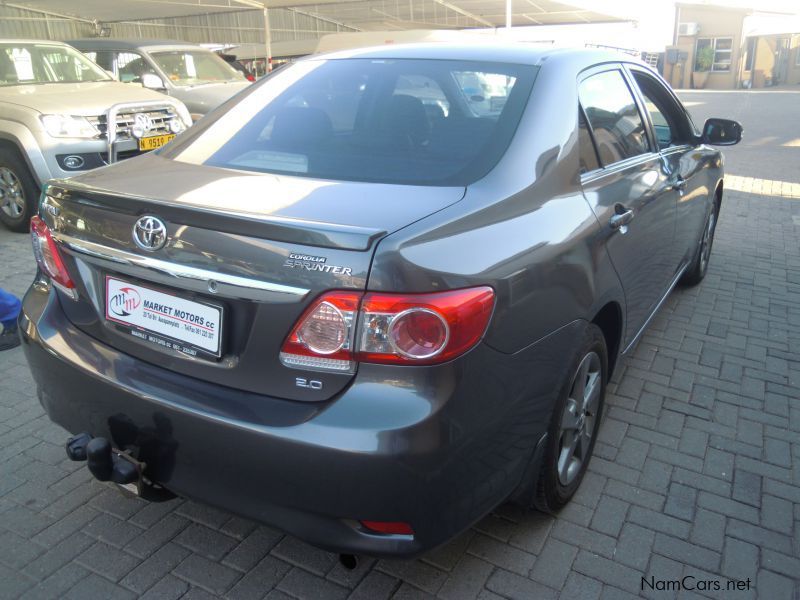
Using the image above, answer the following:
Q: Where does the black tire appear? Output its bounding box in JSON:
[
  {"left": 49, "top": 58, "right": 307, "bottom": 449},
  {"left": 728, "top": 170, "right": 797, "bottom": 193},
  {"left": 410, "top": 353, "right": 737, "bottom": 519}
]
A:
[
  {"left": 682, "top": 199, "right": 719, "bottom": 287},
  {"left": 533, "top": 323, "right": 607, "bottom": 513},
  {"left": 0, "top": 146, "right": 38, "bottom": 233}
]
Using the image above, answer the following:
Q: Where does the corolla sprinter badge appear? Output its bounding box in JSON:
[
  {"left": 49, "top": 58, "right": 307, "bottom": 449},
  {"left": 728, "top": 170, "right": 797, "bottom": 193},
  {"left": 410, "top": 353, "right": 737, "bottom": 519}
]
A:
[{"left": 133, "top": 216, "right": 167, "bottom": 251}]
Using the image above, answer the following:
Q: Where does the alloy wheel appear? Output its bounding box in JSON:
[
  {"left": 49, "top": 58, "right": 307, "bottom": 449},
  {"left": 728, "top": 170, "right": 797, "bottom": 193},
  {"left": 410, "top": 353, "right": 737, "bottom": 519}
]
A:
[
  {"left": 556, "top": 351, "right": 602, "bottom": 486},
  {"left": 0, "top": 166, "right": 26, "bottom": 219},
  {"left": 699, "top": 211, "right": 716, "bottom": 274}
]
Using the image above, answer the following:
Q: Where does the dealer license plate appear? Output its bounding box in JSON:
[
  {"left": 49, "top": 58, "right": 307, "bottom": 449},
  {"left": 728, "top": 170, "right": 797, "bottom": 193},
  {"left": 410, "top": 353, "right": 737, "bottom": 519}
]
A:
[
  {"left": 139, "top": 134, "right": 175, "bottom": 151},
  {"left": 105, "top": 277, "right": 222, "bottom": 357}
]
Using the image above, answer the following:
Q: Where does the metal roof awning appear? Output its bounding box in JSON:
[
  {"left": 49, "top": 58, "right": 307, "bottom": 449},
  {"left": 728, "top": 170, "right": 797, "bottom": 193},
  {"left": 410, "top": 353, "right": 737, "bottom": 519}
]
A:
[{"left": 6, "top": 0, "right": 627, "bottom": 30}]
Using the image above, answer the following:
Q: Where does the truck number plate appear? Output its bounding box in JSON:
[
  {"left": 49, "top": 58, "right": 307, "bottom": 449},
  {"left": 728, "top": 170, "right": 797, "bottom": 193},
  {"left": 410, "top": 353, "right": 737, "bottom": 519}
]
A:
[{"left": 139, "top": 134, "right": 176, "bottom": 151}]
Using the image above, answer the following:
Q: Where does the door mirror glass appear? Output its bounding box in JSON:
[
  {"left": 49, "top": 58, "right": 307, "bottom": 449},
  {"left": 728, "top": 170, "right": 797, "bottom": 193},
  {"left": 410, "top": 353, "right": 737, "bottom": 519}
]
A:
[
  {"left": 701, "top": 118, "right": 742, "bottom": 146},
  {"left": 141, "top": 72, "right": 166, "bottom": 90}
]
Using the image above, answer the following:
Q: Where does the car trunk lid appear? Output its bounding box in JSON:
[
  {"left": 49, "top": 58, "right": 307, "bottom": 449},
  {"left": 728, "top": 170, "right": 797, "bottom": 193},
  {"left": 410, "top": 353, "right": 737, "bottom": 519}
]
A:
[{"left": 45, "top": 155, "right": 465, "bottom": 402}]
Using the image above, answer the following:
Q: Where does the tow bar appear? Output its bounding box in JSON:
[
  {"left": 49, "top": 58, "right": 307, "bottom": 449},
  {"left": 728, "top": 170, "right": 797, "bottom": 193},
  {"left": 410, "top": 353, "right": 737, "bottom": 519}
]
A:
[{"left": 66, "top": 432, "right": 173, "bottom": 501}]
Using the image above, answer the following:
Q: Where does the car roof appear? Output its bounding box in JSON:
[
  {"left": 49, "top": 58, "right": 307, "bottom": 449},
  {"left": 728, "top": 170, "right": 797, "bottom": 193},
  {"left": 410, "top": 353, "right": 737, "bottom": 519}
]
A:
[
  {"left": 0, "top": 39, "right": 70, "bottom": 46},
  {"left": 309, "top": 43, "right": 641, "bottom": 70},
  {"left": 67, "top": 39, "right": 205, "bottom": 52}
]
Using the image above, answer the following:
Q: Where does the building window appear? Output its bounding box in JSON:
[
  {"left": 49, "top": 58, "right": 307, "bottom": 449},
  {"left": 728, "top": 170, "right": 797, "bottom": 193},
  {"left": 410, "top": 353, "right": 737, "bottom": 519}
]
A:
[
  {"left": 744, "top": 37, "right": 756, "bottom": 71},
  {"left": 695, "top": 37, "right": 733, "bottom": 72}
]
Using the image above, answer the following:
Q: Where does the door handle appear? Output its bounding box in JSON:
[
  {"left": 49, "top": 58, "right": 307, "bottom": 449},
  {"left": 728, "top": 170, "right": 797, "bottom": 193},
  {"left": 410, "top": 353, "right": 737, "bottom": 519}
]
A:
[
  {"left": 671, "top": 176, "right": 687, "bottom": 192},
  {"left": 609, "top": 207, "right": 634, "bottom": 230}
]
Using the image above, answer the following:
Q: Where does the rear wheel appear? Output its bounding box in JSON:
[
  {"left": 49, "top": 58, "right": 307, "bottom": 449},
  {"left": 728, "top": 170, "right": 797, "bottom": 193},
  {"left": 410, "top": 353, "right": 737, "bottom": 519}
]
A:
[
  {"left": 0, "top": 147, "right": 38, "bottom": 233},
  {"left": 682, "top": 200, "right": 718, "bottom": 286},
  {"left": 534, "top": 324, "right": 607, "bottom": 512}
]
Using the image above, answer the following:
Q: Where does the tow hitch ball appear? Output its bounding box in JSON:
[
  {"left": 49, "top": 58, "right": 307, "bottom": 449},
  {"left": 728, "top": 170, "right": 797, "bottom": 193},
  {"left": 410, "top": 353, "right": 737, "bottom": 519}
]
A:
[
  {"left": 66, "top": 433, "right": 175, "bottom": 502},
  {"left": 65, "top": 432, "right": 140, "bottom": 485}
]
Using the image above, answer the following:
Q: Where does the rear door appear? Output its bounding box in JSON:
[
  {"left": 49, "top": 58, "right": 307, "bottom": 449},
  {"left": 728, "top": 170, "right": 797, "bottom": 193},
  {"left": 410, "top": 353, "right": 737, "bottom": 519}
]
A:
[{"left": 578, "top": 65, "right": 678, "bottom": 346}]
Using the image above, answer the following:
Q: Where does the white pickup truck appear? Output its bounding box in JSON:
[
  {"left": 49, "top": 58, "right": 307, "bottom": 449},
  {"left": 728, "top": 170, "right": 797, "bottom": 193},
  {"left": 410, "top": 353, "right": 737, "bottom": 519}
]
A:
[{"left": 0, "top": 39, "right": 191, "bottom": 231}]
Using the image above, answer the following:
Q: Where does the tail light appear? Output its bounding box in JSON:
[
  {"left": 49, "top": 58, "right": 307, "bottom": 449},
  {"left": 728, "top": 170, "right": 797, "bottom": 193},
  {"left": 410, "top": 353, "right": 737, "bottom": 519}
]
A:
[
  {"left": 279, "top": 291, "right": 359, "bottom": 372},
  {"left": 30, "top": 216, "right": 77, "bottom": 300},
  {"left": 280, "top": 286, "right": 495, "bottom": 372}
]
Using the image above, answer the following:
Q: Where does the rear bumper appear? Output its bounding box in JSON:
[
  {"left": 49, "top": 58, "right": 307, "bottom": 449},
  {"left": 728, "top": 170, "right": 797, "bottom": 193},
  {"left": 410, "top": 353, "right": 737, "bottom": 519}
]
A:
[{"left": 20, "top": 280, "right": 581, "bottom": 556}]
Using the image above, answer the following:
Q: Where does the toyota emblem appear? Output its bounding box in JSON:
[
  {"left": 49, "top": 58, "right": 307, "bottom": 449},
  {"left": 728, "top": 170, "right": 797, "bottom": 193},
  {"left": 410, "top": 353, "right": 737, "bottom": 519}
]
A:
[{"left": 133, "top": 216, "right": 167, "bottom": 251}]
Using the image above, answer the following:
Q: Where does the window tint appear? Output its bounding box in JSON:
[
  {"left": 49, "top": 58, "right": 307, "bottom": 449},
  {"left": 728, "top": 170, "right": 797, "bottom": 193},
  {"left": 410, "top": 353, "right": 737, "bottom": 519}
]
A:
[
  {"left": 578, "top": 70, "right": 649, "bottom": 165},
  {"left": 578, "top": 110, "right": 599, "bottom": 174},
  {"left": 166, "top": 58, "right": 538, "bottom": 186}
]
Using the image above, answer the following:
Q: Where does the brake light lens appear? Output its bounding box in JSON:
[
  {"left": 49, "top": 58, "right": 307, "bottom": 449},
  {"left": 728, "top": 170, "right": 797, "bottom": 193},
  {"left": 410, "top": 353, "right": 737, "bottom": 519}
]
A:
[
  {"left": 358, "top": 287, "right": 494, "bottom": 364},
  {"left": 280, "top": 286, "right": 495, "bottom": 372},
  {"left": 30, "top": 216, "right": 77, "bottom": 299}
]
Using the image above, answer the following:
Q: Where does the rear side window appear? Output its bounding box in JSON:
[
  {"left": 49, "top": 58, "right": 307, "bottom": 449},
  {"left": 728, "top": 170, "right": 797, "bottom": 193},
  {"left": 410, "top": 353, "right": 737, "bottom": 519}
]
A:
[
  {"left": 166, "top": 58, "right": 538, "bottom": 186},
  {"left": 578, "top": 70, "right": 649, "bottom": 166}
]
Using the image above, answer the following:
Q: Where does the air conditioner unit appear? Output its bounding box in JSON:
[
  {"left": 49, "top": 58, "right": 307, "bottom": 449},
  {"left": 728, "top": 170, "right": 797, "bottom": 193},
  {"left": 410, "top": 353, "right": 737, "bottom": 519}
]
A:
[{"left": 678, "top": 23, "right": 700, "bottom": 36}]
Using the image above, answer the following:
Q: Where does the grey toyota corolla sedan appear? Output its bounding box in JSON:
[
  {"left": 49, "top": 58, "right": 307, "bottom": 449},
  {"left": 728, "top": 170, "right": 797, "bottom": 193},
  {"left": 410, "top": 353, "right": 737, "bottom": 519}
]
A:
[{"left": 19, "top": 44, "right": 741, "bottom": 558}]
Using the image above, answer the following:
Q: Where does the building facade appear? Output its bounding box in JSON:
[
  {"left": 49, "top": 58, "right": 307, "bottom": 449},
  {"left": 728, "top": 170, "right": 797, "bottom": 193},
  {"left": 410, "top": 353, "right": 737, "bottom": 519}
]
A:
[{"left": 664, "top": 3, "right": 800, "bottom": 89}]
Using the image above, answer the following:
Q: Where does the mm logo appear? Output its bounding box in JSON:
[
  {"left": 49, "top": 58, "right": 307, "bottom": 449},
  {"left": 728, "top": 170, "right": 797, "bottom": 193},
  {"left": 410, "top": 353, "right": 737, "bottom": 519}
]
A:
[{"left": 109, "top": 287, "right": 141, "bottom": 317}]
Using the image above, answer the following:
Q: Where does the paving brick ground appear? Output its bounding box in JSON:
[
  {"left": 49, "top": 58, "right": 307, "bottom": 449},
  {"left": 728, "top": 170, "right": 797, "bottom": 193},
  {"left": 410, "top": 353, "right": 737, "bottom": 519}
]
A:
[{"left": 1, "top": 90, "right": 799, "bottom": 599}]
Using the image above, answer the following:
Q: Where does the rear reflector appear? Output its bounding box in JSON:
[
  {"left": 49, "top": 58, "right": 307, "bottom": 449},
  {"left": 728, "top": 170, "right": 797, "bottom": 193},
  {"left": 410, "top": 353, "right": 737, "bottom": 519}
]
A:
[
  {"left": 30, "top": 216, "right": 77, "bottom": 300},
  {"left": 280, "top": 286, "right": 495, "bottom": 372},
  {"left": 360, "top": 520, "right": 414, "bottom": 535}
]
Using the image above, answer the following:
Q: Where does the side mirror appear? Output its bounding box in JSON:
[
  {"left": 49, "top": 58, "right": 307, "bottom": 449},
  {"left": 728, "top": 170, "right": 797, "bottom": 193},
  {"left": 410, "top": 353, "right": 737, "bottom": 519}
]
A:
[
  {"left": 701, "top": 118, "right": 742, "bottom": 146},
  {"left": 141, "top": 73, "right": 167, "bottom": 91}
]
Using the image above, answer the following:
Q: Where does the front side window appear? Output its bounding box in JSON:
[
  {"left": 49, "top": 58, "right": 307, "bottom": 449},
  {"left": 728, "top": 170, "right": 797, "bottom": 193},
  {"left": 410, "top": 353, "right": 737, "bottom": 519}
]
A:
[
  {"left": 117, "top": 51, "right": 157, "bottom": 83},
  {"left": 631, "top": 72, "right": 690, "bottom": 150},
  {"left": 164, "top": 58, "right": 538, "bottom": 186},
  {"left": 695, "top": 38, "right": 733, "bottom": 72},
  {"left": 0, "top": 43, "right": 111, "bottom": 86},
  {"left": 151, "top": 50, "right": 244, "bottom": 86},
  {"left": 578, "top": 69, "right": 649, "bottom": 166}
]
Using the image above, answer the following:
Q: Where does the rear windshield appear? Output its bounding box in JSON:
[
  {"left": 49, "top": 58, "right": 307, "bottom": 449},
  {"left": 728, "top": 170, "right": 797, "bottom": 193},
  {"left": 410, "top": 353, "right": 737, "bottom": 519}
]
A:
[{"left": 165, "top": 58, "right": 538, "bottom": 186}]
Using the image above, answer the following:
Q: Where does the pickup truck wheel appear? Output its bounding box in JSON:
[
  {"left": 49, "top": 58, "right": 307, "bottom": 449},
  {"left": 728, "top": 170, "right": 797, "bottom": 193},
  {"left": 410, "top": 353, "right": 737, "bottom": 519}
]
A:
[
  {"left": 0, "top": 148, "right": 38, "bottom": 233},
  {"left": 533, "top": 323, "right": 607, "bottom": 513}
]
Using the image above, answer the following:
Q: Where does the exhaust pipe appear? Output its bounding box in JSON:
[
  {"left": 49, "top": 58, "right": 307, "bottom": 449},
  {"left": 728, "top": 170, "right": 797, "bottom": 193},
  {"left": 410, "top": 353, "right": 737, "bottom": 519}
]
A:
[{"left": 339, "top": 554, "right": 359, "bottom": 570}]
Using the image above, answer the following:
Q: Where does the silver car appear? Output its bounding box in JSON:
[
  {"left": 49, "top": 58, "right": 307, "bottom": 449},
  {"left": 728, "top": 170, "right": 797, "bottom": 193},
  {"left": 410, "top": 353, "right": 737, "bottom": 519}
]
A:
[
  {"left": 68, "top": 39, "right": 252, "bottom": 121},
  {"left": 0, "top": 39, "right": 191, "bottom": 231}
]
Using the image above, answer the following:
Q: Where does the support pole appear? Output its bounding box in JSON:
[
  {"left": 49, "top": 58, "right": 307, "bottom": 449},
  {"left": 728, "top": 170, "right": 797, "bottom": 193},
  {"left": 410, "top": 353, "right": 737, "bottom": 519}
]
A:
[
  {"left": 264, "top": 7, "right": 272, "bottom": 73},
  {"left": 505, "top": 0, "right": 512, "bottom": 30}
]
